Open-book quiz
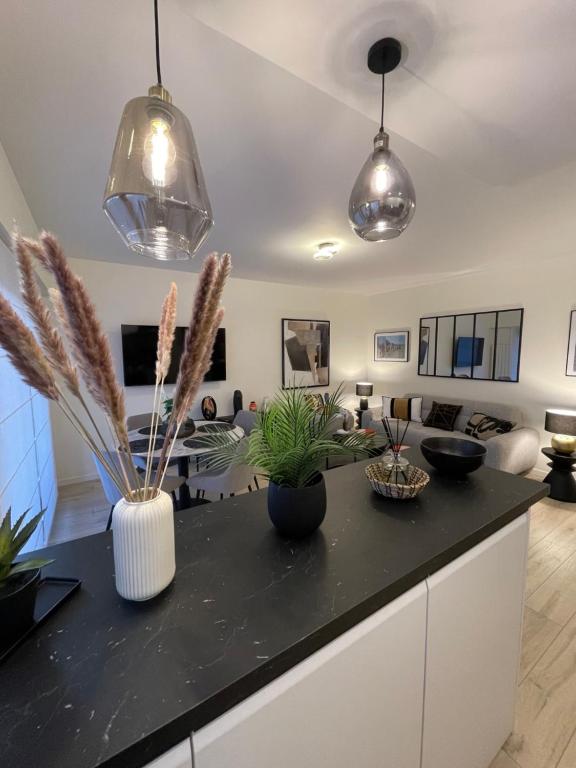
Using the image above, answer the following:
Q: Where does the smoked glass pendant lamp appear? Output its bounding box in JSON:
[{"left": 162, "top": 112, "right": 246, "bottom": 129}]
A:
[
  {"left": 349, "top": 38, "right": 415, "bottom": 241},
  {"left": 103, "top": 0, "right": 213, "bottom": 261}
]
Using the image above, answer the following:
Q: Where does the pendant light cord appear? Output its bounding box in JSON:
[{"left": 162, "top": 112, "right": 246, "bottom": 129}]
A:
[
  {"left": 154, "top": 0, "right": 162, "bottom": 86},
  {"left": 379, "top": 73, "right": 385, "bottom": 132}
]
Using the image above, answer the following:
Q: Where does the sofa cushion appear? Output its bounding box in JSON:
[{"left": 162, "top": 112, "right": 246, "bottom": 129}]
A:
[
  {"left": 464, "top": 412, "right": 516, "bottom": 441},
  {"left": 400, "top": 422, "right": 484, "bottom": 449},
  {"left": 404, "top": 394, "right": 525, "bottom": 430},
  {"left": 382, "top": 395, "right": 423, "bottom": 422},
  {"left": 424, "top": 401, "right": 462, "bottom": 431}
]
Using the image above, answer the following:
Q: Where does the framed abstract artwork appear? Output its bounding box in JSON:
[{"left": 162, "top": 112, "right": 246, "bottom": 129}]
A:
[
  {"left": 282, "top": 319, "right": 330, "bottom": 388},
  {"left": 566, "top": 311, "right": 576, "bottom": 376},
  {"left": 374, "top": 330, "right": 409, "bottom": 362}
]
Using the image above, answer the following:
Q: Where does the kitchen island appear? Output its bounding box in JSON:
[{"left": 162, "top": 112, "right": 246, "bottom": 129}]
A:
[{"left": 0, "top": 450, "right": 548, "bottom": 768}]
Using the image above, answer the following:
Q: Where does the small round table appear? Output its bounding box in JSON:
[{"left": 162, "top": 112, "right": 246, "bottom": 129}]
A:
[
  {"left": 542, "top": 447, "right": 576, "bottom": 502},
  {"left": 128, "top": 420, "right": 244, "bottom": 510}
]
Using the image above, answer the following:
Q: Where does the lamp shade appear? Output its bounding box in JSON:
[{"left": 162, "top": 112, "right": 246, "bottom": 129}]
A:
[
  {"left": 349, "top": 131, "right": 415, "bottom": 241},
  {"left": 103, "top": 90, "right": 213, "bottom": 261},
  {"left": 545, "top": 409, "right": 576, "bottom": 435},
  {"left": 356, "top": 382, "right": 374, "bottom": 397}
]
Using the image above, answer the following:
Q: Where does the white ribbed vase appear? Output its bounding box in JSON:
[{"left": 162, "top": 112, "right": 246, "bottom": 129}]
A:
[{"left": 112, "top": 490, "right": 175, "bottom": 601}]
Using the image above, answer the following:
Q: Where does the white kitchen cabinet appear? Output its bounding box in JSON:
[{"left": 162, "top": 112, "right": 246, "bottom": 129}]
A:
[
  {"left": 421, "top": 514, "right": 529, "bottom": 768},
  {"left": 144, "top": 739, "right": 192, "bottom": 768},
  {"left": 194, "top": 583, "right": 427, "bottom": 768}
]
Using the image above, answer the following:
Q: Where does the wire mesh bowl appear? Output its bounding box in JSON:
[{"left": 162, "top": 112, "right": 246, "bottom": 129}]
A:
[{"left": 365, "top": 462, "right": 430, "bottom": 500}]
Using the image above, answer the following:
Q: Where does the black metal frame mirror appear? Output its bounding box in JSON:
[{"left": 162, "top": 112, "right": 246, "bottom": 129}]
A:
[{"left": 418, "top": 309, "right": 524, "bottom": 382}]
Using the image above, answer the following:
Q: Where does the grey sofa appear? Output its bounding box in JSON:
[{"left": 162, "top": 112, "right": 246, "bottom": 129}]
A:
[{"left": 361, "top": 393, "right": 539, "bottom": 475}]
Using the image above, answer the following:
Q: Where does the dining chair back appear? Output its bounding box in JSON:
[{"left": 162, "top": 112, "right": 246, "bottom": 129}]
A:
[
  {"left": 127, "top": 412, "right": 160, "bottom": 431},
  {"left": 92, "top": 450, "right": 185, "bottom": 531},
  {"left": 233, "top": 409, "right": 258, "bottom": 435},
  {"left": 187, "top": 438, "right": 256, "bottom": 499}
]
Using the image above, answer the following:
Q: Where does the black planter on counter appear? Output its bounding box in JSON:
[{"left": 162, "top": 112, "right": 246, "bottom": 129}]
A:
[
  {"left": 267, "top": 474, "right": 327, "bottom": 538},
  {"left": 0, "top": 568, "right": 40, "bottom": 648}
]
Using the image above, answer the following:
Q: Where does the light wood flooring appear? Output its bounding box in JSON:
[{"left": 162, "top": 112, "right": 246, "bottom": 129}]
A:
[
  {"left": 50, "top": 480, "right": 576, "bottom": 768},
  {"left": 48, "top": 479, "right": 259, "bottom": 545}
]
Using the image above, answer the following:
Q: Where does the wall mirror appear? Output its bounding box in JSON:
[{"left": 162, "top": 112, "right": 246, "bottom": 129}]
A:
[{"left": 418, "top": 309, "right": 523, "bottom": 382}]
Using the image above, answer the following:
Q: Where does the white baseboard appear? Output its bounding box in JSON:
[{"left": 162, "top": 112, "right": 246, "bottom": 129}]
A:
[{"left": 58, "top": 471, "right": 99, "bottom": 487}]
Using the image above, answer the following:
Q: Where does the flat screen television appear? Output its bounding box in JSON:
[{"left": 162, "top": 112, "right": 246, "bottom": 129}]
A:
[
  {"left": 454, "top": 336, "right": 484, "bottom": 368},
  {"left": 121, "top": 325, "right": 226, "bottom": 386}
]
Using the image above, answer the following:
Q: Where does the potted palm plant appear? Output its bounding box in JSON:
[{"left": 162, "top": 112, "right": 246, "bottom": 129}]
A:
[
  {"left": 202, "top": 384, "right": 376, "bottom": 537},
  {"left": 0, "top": 509, "right": 53, "bottom": 647}
]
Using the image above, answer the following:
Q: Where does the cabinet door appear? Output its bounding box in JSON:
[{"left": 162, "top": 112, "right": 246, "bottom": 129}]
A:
[
  {"left": 144, "top": 739, "right": 192, "bottom": 768},
  {"left": 194, "top": 583, "right": 427, "bottom": 768},
  {"left": 422, "top": 514, "right": 529, "bottom": 768}
]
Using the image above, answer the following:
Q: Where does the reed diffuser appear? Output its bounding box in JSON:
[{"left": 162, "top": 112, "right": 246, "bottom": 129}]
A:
[
  {"left": 0, "top": 233, "right": 230, "bottom": 599},
  {"left": 381, "top": 416, "right": 411, "bottom": 484}
]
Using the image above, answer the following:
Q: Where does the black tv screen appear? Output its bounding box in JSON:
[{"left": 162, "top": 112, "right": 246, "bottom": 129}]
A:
[
  {"left": 454, "top": 336, "right": 484, "bottom": 368},
  {"left": 121, "top": 325, "right": 226, "bottom": 386}
]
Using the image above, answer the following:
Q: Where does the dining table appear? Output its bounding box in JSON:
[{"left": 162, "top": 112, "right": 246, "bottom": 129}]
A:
[{"left": 127, "top": 420, "right": 245, "bottom": 509}]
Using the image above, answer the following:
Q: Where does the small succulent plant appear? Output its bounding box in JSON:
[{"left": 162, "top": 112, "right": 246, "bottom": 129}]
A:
[{"left": 0, "top": 509, "right": 53, "bottom": 588}]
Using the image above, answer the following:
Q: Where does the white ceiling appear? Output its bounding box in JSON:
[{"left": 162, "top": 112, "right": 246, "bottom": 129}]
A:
[{"left": 0, "top": 0, "right": 575, "bottom": 294}]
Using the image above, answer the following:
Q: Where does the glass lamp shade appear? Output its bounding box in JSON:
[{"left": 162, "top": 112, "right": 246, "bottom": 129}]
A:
[
  {"left": 349, "top": 130, "right": 415, "bottom": 241},
  {"left": 103, "top": 90, "right": 213, "bottom": 261}
]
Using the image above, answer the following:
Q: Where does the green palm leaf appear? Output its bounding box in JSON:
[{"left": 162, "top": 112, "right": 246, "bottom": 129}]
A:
[{"left": 196, "top": 381, "right": 379, "bottom": 488}]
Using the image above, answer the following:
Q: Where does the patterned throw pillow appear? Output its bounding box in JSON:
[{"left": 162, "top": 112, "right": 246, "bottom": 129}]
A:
[
  {"left": 423, "top": 401, "right": 462, "bottom": 431},
  {"left": 464, "top": 412, "right": 515, "bottom": 441},
  {"left": 382, "top": 396, "right": 423, "bottom": 423},
  {"left": 304, "top": 393, "right": 325, "bottom": 412}
]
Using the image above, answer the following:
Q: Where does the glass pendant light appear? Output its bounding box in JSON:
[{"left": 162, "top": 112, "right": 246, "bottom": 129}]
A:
[
  {"left": 103, "top": 0, "right": 213, "bottom": 261},
  {"left": 349, "top": 38, "right": 415, "bottom": 241}
]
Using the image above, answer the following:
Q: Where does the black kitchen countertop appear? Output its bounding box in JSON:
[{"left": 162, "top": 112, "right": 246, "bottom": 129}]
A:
[{"left": 0, "top": 451, "right": 548, "bottom": 768}]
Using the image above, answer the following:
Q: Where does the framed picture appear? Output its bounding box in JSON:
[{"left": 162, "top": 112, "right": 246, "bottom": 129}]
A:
[
  {"left": 566, "top": 311, "right": 576, "bottom": 376},
  {"left": 282, "top": 319, "right": 330, "bottom": 388},
  {"left": 374, "top": 330, "right": 409, "bottom": 362}
]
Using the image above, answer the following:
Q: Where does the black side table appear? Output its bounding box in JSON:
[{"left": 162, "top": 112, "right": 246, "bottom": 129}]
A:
[{"left": 542, "top": 447, "right": 576, "bottom": 502}]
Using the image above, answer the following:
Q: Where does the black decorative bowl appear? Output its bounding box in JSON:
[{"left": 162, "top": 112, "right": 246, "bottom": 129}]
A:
[{"left": 420, "top": 437, "right": 487, "bottom": 475}]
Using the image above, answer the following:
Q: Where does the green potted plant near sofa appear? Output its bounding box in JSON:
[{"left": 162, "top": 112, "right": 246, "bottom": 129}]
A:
[
  {"left": 202, "top": 384, "right": 376, "bottom": 537},
  {"left": 0, "top": 509, "right": 53, "bottom": 646}
]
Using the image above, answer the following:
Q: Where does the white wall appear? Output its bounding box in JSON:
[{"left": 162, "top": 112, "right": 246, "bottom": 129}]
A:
[
  {"left": 0, "top": 142, "right": 57, "bottom": 548},
  {"left": 52, "top": 258, "right": 368, "bottom": 484},
  {"left": 51, "top": 249, "right": 576, "bottom": 484},
  {"left": 363, "top": 255, "right": 576, "bottom": 474}
]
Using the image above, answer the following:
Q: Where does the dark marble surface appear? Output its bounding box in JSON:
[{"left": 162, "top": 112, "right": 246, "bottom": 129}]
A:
[{"left": 0, "top": 452, "right": 548, "bottom": 768}]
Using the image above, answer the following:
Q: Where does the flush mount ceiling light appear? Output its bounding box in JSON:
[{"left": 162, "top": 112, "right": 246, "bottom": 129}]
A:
[
  {"left": 103, "top": 0, "right": 213, "bottom": 261},
  {"left": 313, "top": 242, "right": 339, "bottom": 261},
  {"left": 348, "top": 38, "right": 415, "bottom": 242}
]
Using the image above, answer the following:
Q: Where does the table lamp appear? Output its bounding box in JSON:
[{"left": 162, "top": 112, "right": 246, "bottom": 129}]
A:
[
  {"left": 545, "top": 409, "right": 576, "bottom": 454},
  {"left": 356, "top": 382, "right": 373, "bottom": 411}
]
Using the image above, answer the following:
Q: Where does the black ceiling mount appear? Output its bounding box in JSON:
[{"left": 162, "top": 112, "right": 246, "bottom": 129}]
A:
[{"left": 367, "top": 37, "right": 402, "bottom": 74}]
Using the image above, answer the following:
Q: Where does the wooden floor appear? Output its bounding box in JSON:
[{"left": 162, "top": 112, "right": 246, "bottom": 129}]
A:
[
  {"left": 50, "top": 481, "right": 576, "bottom": 767},
  {"left": 492, "top": 496, "right": 576, "bottom": 768},
  {"left": 49, "top": 479, "right": 259, "bottom": 545}
]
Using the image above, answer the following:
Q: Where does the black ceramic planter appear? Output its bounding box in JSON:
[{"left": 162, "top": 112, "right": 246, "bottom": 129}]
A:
[
  {"left": 267, "top": 474, "right": 327, "bottom": 538},
  {"left": 0, "top": 568, "right": 40, "bottom": 647}
]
